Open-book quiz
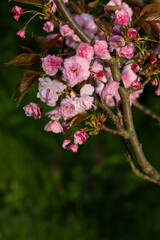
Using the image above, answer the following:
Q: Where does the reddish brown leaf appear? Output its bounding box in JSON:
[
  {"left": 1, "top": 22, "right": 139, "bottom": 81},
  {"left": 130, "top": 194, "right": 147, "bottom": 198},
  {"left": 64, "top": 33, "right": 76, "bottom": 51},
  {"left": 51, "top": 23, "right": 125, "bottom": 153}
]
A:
[
  {"left": 148, "top": 22, "right": 160, "bottom": 34},
  {"left": 140, "top": 4, "right": 159, "bottom": 17},
  {"left": 103, "top": 4, "right": 121, "bottom": 11},
  {"left": 32, "top": 33, "right": 60, "bottom": 52},
  {"left": 88, "top": 0, "right": 99, "bottom": 9},
  {"left": 6, "top": 53, "right": 41, "bottom": 67},
  {"left": 19, "top": 45, "right": 35, "bottom": 53},
  {"left": 144, "top": 13, "right": 160, "bottom": 23},
  {"left": 9, "top": 0, "right": 44, "bottom": 6},
  {"left": 43, "top": 34, "right": 60, "bottom": 52},
  {"left": 141, "top": 22, "right": 151, "bottom": 33},
  {"left": 134, "top": 7, "right": 141, "bottom": 18},
  {"left": 31, "top": 33, "right": 45, "bottom": 47},
  {"left": 67, "top": 114, "right": 89, "bottom": 128},
  {"left": 13, "top": 70, "right": 41, "bottom": 106},
  {"left": 95, "top": 20, "right": 108, "bottom": 32}
]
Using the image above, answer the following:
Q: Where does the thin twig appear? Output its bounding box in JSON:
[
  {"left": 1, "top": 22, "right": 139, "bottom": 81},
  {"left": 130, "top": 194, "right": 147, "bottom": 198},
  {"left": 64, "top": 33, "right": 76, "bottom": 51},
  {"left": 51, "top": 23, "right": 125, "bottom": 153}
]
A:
[
  {"left": 133, "top": 100, "right": 160, "bottom": 124},
  {"left": 99, "top": 100, "right": 129, "bottom": 139},
  {"left": 102, "top": 125, "right": 127, "bottom": 137}
]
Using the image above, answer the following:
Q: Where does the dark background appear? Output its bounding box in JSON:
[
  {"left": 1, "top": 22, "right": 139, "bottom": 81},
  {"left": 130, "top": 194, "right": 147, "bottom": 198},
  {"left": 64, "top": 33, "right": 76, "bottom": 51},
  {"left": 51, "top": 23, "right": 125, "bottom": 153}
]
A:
[{"left": 1, "top": 1, "right": 160, "bottom": 239}]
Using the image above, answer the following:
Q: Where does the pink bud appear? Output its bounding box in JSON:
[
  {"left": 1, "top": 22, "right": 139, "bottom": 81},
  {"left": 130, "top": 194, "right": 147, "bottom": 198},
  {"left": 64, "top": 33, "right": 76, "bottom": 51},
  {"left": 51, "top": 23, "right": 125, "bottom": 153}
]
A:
[
  {"left": 131, "top": 80, "right": 141, "bottom": 89},
  {"left": 17, "top": 29, "right": 25, "bottom": 38},
  {"left": 13, "top": 14, "right": 20, "bottom": 21},
  {"left": 151, "top": 80, "right": 158, "bottom": 86},
  {"left": 23, "top": 102, "right": 41, "bottom": 119},
  {"left": 62, "top": 140, "right": 78, "bottom": 152},
  {"left": 131, "top": 63, "right": 140, "bottom": 72},
  {"left": 12, "top": 5, "right": 23, "bottom": 15},
  {"left": 155, "top": 88, "right": 160, "bottom": 96},
  {"left": 69, "top": 144, "right": 78, "bottom": 153},
  {"left": 74, "top": 130, "right": 88, "bottom": 145},
  {"left": 44, "top": 121, "right": 63, "bottom": 133},
  {"left": 12, "top": 6, "right": 23, "bottom": 21},
  {"left": 150, "top": 57, "right": 157, "bottom": 64}
]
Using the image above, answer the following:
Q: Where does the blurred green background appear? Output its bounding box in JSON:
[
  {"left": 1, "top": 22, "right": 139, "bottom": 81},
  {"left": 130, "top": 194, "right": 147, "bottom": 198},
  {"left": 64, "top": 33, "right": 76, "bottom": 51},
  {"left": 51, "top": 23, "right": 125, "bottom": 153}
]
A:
[{"left": 1, "top": 1, "right": 160, "bottom": 239}]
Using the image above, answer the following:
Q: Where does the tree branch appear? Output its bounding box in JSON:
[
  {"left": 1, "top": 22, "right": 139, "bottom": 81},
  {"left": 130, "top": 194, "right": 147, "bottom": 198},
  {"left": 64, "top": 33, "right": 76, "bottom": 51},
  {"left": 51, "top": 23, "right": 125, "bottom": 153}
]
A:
[
  {"left": 54, "top": 0, "right": 94, "bottom": 45},
  {"left": 123, "top": 139, "right": 158, "bottom": 184},
  {"left": 104, "top": 56, "right": 160, "bottom": 184},
  {"left": 133, "top": 100, "right": 160, "bottom": 124}
]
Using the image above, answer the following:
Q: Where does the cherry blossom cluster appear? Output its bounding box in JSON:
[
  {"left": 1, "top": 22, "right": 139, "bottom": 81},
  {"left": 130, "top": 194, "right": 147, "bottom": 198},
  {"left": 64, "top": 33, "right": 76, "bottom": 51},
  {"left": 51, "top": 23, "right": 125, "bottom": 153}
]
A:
[{"left": 10, "top": 0, "right": 160, "bottom": 152}]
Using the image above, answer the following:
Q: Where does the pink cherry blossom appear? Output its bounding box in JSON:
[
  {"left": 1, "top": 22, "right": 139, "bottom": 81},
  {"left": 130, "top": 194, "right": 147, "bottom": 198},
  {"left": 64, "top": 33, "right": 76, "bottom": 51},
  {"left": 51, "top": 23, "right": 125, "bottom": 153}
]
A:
[
  {"left": 74, "top": 130, "right": 89, "bottom": 145},
  {"left": 101, "top": 81, "right": 120, "bottom": 99},
  {"left": 80, "top": 95, "right": 94, "bottom": 110},
  {"left": 59, "top": 23, "right": 74, "bottom": 37},
  {"left": 74, "top": 13, "right": 98, "bottom": 38},
  {"left": 109, "top": 35, "right": 125, "bottom": 52},
  {"left": 44, "top": 120, "right": 63, "bottom": 133},
  {"left": 62, "top": 56, "right": 90, "bottom": 87},
  {"left": 121, "top": 64, "right": 137, "bottom": 88},
  {"left": 93, "top": 40, "right": 111, "bottom": 60},
  {"left": 23, "top": 102, "right": 41, "bottom": 119},
  {"left": 115, "top": 9, "right": 130, "bottom": 26},
  {"left": 91, "top": 59, "right": 104, "bottom": 79},
  {"left": 76, "top": 42, "right": 94, "bottom": 62},
  {"left": 43, "top": 21, "right": 54, "bottom": 33},
  {"left": 65, "top": 36, "right": 79, "bottom": 49},
  {"left": 127, "top": 28, "right": 137, "bottom": 39},
  {"left": 80, "top": 84, "right": 94, "bottom": 96},
  {"left": 59, "top": 98, "right": 76, "bottom": 120},
  {"left": 118, "top": 44, "right": 134, "bottom": 59},
  {"left": 112, "top": 0, "right": 122, "bottom": 5},
  {"left": 17, "top": 29, "right": 25, "bottom": 38},
  {"left": 42, "top": 55, "right": 63, "bottom": 76},
  {"left": 46, "top": 107, "right": 62, "bottom": 121},
  {"left": 37, "top": 77, "right": 66, "bottom": 106},
  {"left": 121, "top": 2, "right": 133, "bottom": 18}
]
